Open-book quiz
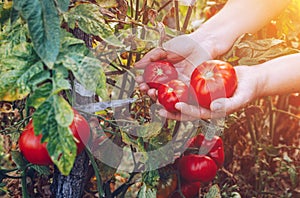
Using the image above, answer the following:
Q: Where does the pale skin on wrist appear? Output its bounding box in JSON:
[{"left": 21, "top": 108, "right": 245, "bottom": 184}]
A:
[
  {"left": 189, "top": 0, "right": 291, "bottom": 58},
  {"left": 256, "top": 53, "right": 300, "bottom": 98}
]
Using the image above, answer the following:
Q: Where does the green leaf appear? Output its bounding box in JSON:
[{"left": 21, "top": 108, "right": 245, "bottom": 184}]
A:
[
  {"left": 52, "top": 65, "right": 71, "bottom": 94},
  {"left": 204, "top": 184, "right": 221, "bottom": 198},
  {"left": 13, "top": 0, "right": 60, "bottom": 68},
  {"left": 142, "top": 170, "right": 159, "bottom": 188},
  {"left": 137, "top": 183, "right": 157, "bottom": 198},
  {"left": 0, "top": 59, "right": 46, "bottom": 101},
  {"left": 11, "top": 151, "right": 28, "bottom": 170},
  {"left": 56, "top": 0, "right": 70, "bottom": 12},
  {"left": 0, "top": 2, "right": 12, "bottom": 25},
  {"left": 62, "top": 54, "right": 107, "bottom": 98},
  {"left": 222, "top": 34, "right": 300, "bottom": 65},
  {"left": 54, "top": 96, "right": 74, "bottom": 127},
  {"left": 27, "top": 83, "right": 53, "bottom": 109},
  {"left": 65, "top": 3, "right": 123, "bottom": 46},
  {"left": 31, "top": 165, "right": 51, "bottom": 176},
  {"left": 33, "top": 95, "right": 76, "bottom": 175}
]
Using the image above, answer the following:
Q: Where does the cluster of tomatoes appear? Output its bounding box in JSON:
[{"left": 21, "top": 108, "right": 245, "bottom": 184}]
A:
[
  {"left": 143, "top": 59, "right": 237, "bottom": 112},
  {"left": 18, "top": 109, "right": 91, "bottom": 165},
  {"left": 157, "top": 133, "right": 225, "bottom": 198}
]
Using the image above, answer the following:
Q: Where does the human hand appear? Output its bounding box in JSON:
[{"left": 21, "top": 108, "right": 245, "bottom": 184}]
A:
[
  {"left": 159, "top": 66, "right": 261, "bottom": 120},
  {"left": 135, "top": 34, "right": 212, "bottom": 99}
]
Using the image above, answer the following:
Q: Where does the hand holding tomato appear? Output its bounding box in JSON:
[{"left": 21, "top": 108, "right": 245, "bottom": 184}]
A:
[
  {"left": 159, "top": 65, "right": 263, "bottom": 120},
  {"left": 135, "top": 34, "right": 212, "bottom": 100}
]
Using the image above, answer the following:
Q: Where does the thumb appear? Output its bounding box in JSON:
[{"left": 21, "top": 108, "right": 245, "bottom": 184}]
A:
[{"left": 210, "top": 95, "right": 247, "bottom": 115}]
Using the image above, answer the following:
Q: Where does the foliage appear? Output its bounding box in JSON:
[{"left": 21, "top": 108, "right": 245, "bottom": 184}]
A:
[
  {"left": 0, "top": 0, "right": 300, "bottom": 197},
  {"left": 0, "top": 0, "right": 107, "bottom": 176}
]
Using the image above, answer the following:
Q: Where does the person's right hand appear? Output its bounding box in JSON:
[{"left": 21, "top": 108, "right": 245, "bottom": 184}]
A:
[{"left": 134, "top": 34, "right": 213, "bottom": 100}]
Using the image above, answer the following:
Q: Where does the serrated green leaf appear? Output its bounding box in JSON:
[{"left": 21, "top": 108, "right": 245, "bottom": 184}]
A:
[
  {"left": 0, "top": 59, "right": 45, "bottom": 101},
  {"left": 52, "top": 65, "right": 71, "bottom": 94},
  {"left": 142, "top": 170, "right": 159, "bottom": 188},
  {"left": 137, "top": 122, "right": 163, "bottom": 140},
  {"left": 47, "top": 125, "right": 76, "bottom": 176},
  {"left": 138, "top": 184, "right": 157, "bottom": 198},
  {"left": 204, "top": 184, "right": 221, "bottom": 198},
  {"left": 62, "top": 54, "right": 107, "bottom": 98},
  {"left": 65, "top": 3, "right": 123, "bottom": 46},
  {"left": 33, "top": 95, "right": 76, "bottom": 175},
  {"left": 31, "top": 165, "right": 51, "bottom": 176},
  {"left": 56, "top": 0, "right": 70, "bottom": 12},
  {"left": 27, "top": 83, "right": 53, "bottom": 109},
  {"left": 54, "top": 96, "right": 73, "bottom": 127},
  {"left": 222, "top": 34, "right": 299, "bottom": 65},
  {"left": 0, "top": 2, "right": 12, "bottom": 25},
  {"left": 11, "top": 151, "right": 28, "bottom": 169},
  {"left": 14, "top": 0, "right": 60, "bottom": 68}
]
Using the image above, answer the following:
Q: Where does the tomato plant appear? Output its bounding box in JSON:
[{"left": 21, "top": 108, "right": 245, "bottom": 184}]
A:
[
  {"left": 143, "top": 61, "right": 178, "bottom": 89},
  {"left": 19, "top": 109, "right": 90, "bottom": 165},
  {"left": 157, "top": 79, "right": 189, "bottom": 113},
  {"left": 178, "top": 154, "right": 218, "bottom": 183},
  {"left": 190, "top": 60, "right": 237, "bottom": 109}
]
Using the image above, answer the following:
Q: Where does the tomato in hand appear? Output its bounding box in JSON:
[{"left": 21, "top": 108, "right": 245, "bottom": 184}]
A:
[
  {"left": 190, "top": 60, "right": 237, "bottom": 109},
  {"left": 19, "top": 120, "right": 53, "bottom": 165},
  {"left": 178, "top": 154, "right": 218, "bottom": 183},
  {"left": 171, "top": 181, "right": 201, "bottom": 198},
  {"left": 158, "top": 79, "right": 189, "bottom": 113},
  {"left": 19, "top": 109, "right": 90, "bottom": 165},
  {"left": 143, "top": 60, "right": 178, "bottom": 89}
]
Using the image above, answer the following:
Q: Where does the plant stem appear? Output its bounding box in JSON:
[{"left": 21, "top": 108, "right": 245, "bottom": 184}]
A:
[
  {"left": 85, "top": 148, "right": 105, "bottom": 197},
  {"left": 174, "top": 0, "right": 180, "bottom": 32},
  {"left": 181, "top": 5, "right": 194, "bottom": 32}
]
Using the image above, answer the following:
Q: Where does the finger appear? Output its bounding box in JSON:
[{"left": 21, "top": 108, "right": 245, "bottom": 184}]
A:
[
  {"left": 175, "top": 102, "right": 214, "bottom": 119},
  {"left": 134, "top": 48, "right": 167, "bottom": 69},
  {"left": 139, "top": 83, "right": 150, "bottom": 92},
  {"left": 135, "top": 76, "right": 144, "bottom": 84},
  {"left": 210, "top": 94, "right": 250, "bottom": 115},
  {"left": 147, "top": 89, "right": 158, "bottom": 100},
  {"left": 158, "top": 109, "right": 198, "bottom": 121}
]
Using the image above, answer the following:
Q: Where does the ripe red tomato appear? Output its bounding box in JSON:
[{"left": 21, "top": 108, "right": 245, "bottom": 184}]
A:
[
  {"left": 19, "top": 120, "right": 53, "bottom": 165},
  {"left": 187, "top": 134, "right": 224, "bottom": 168},
  {"left": 70, "top": 109, "right": 91, "bottom": 153},
  {"left": 190, "top": 60, "right": 237, "bottom": 109},
  {"left": 171, "top": 181, "right": 201, "bottom": 198},
  {"left": 157, "top": 79, "right": 189, "bottom": 113},
  {"left": 178, "top": 154, "right": 218, "bottom": 183},
  {"left": 143, "top": 60, "right": 178, "bottom": 89},
  {"left": 19, "top": 109, "right": 90, "bottom": 165}
]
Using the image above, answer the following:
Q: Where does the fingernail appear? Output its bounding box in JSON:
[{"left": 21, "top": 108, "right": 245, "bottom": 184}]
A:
[
  {"left": 211, "top": 102, "right": 222, "bottom": 111},
  {"left": 158, "top": 109, "right": 167, "bottom": 117},
  {"left": 175, "top": 102, "right": 184, "bottom": 110}
]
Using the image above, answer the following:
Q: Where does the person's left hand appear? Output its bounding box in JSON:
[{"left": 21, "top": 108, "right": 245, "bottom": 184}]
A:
[{"left": 157, "top": 65, "right": 262, "bottom": 120}]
